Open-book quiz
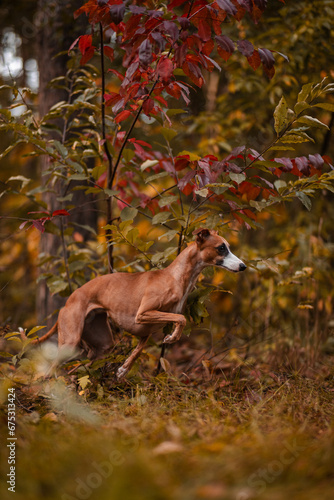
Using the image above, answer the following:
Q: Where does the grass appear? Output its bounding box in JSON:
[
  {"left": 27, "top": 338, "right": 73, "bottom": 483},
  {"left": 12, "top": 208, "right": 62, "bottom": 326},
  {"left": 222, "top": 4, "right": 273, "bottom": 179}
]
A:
[{"left": 1, "top": 347, "right": 334, "bottom": 500}]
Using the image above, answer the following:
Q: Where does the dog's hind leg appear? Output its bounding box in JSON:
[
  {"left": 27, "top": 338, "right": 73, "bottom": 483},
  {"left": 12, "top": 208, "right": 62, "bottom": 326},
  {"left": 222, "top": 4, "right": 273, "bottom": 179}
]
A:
[{"left": 57, "top": 302, "right": 85, "bottom": 358}]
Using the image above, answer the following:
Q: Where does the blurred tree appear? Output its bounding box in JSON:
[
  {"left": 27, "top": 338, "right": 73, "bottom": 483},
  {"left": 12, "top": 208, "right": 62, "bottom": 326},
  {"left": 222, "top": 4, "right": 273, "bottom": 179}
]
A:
[{"left": 35, "top": 0, "right": 99, "bottom": 326}]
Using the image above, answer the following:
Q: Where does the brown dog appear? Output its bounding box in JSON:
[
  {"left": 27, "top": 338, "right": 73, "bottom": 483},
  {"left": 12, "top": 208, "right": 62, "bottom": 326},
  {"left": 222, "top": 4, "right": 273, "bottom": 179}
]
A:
[{"left": 30, "top": 229, "right": 246, "bottom": 379}]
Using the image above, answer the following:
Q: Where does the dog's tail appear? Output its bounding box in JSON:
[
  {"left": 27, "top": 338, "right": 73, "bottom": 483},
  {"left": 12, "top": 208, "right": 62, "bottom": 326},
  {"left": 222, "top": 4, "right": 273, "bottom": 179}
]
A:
[{"left": 21, "top": 322, "right": 58, "bottom": 345}]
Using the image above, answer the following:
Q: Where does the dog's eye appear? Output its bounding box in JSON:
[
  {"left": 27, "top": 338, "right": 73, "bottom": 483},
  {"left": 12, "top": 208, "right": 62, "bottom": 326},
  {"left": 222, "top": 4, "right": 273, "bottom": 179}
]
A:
[{"left": 217, "top": 243, "right": 227, "bottom": 255}]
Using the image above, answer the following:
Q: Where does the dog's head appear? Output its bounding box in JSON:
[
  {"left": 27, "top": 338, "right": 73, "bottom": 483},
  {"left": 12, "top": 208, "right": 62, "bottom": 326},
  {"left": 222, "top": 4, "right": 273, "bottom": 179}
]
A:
[{"left": 194, "top": 228, "right": 246, "bottom": 273}]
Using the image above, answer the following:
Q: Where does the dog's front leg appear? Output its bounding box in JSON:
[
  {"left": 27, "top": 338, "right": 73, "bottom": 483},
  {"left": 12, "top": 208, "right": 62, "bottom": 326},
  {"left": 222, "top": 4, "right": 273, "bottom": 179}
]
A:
[
  {"left": 136, "top": 310, "right": 187, "bottom": 344},
  {"left": 117, "top": 336, "right": 150, "bottom": 380}
]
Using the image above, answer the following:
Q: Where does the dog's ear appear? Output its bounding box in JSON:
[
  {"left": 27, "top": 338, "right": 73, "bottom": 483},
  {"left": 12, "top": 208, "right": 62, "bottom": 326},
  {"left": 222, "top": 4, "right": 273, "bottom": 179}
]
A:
[{"left": 193, "top": 228, "right": 211, "bottom": 245}]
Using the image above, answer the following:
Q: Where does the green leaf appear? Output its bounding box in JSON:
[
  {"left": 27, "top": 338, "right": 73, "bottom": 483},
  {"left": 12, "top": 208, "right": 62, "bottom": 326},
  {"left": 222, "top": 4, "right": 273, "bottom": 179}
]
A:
[
  {"left": 152, "top": 212, "right": 171, "bottom": 225},
  {"left": 122, "top": 148, "right": 135, "bottom": 162},
  {"left": 66, "top": 159, "right": 85, "bottom": 173},
  {"left": 0, "top": 140, "right": 26, "bottom": 160},
  {"left": 104, "top": 188, "right": 118, "bottom": 197},
  {"left": 249, "top": 199, "right": 270, "bottom": 212},
  {"left": 85, "top": 187, "right": 102, "bottom": 194},
  {"left": 267, "top": 145, "right": 295, "bottom": 152},
  {"left": 297, "top": 83, "right": 313, "bottom": 103},
  {"left": 177, "top": 150, "right": 201, "bottom": 161},
  {"left": 274, "top": 180, "right": 287, "bottom": 192},
  {"left": 160, "top": 127, "right": 177, "bottom": 142},
  {"left": 151, "top": 246, "right": 176, "bottom": 264},
  {"left": 0, "top": 108, "right": 12, "bottom": 120},
  {"left": 71, "top": 222, "right": 97, "bottom": 235},
  {"left": 262, "top": 259, "right": 281, "bottom": 274},
  {"left": 166, "top": 109, "right": 185, "bottom": 117},
  {"left": 82, "top": 149, "right": 97, "bottom": 158},
  {"left": 296, "top": 115, "right": 329, "bottom": 130},
  {"left": 78, "top": 375, "right": 90, "bottom": 390},
  {"left": 158, "top": 229, "right": 178, "bottom": 241},
  {"left": 47, "top": 279, "right": 68, "bottom": 294},
  {"left": 252, "top": 160, "right": 283, "bottom": 170},
  {"left": 92, "top": 165, "right": 106, "bottom": 180},
  {"left": 141, "top": 159, "right": 159, "bottom": 171},
  {"left": 126, "top": 228, "right": 139, "bottom": 245},
  {"left": 53, "top": 140, "right": 68, "bottom": 158},
  {"left": 70, "top": 173, "right": 88, "bottom": 180},
  {"left": 28, "top": 326, "right": 47, "bottom": 337},
  {"left": 145, "top": 171, "right": 169, "bottom": 183},
  {"left": 195, "top": 188, "right": 209, "bottom": 197},
  {"left": 8, "top": 175, "right": 31, "bottom": 188},
  {"left": 120, "top": 207, "right": 138, "bottom": 221},
  {"left": 314, "top": 103, "right": 334, "bottom": 112},
  {"left": 296, "top": 192, "right": 312, "bottom": 211},
  {"left": 0, "top": 351, "right": 13, "bottom": 358},
  {"left": 294, "top": 101, "right": 311, "bottom": 114},
  {"left": 229, "top": 172, "right": 246, "bottom": 184},
  {"left": 158, "top": 195, "right": 178, "bottom": 207},
  {"left": 274, "top": 96, "right": 288, "bottom": 135},
  {"left": 280, "top": 132, "right": 314, "bottom": 144},
  {"left": 119, "top": 220, "right": 133, "bottom": 235}
]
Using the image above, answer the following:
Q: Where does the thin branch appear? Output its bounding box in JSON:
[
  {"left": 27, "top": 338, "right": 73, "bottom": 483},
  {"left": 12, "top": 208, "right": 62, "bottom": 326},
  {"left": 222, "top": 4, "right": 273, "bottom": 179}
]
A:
[
  {"left": 60, "top": 217, "right": 73, "bottom": 294},
  {"left": 100, "top": 22, "right": 115, "bottom": 272},
  {"left": 99, "top": 22, "right": 114, "bottom": 174},
  {"left": 110, "top": 79, "right": 160, "bottom": 187}
]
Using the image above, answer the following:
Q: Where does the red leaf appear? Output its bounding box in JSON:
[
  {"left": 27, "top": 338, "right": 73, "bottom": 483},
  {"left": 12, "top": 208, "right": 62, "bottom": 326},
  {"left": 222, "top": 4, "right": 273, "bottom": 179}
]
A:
[
  {"left": 166, "top": 82, "right": 182, "bottom": 99},
  {"left": 80, "top": 46, "right": 95, "bottom": 65},
  {"left": 52, "top": 209, "right": 70, "bottom": 217},
  {"left": 109, "top": 3, "right": 125, "bottom": 25},
  {"left": 247, "top": 49, "right": 261, "bottom": 70},
  {"left": 162, "top": 20, "right": 180, "bottom": 42},
  {"left": 237, "top": 39, "right": 254, "bottom": 57},
  {"left": 68, "top": 36, "right": 80, "bottom": 53},
  {"left": 157, "top": 58, "right": 174, "bottom": 81},
  {"left": 32, "top": 220, "right": 46, "bottom": 233},
  {"left": 175, "top": 156, "right": 191, "bottom": 171},
  {"left": 108, "top": 68, "right": 124, "bottom": 81},
  {"left": 182, "top": 61, "right": 204, "bottom": 88},
  {"left": 216, "top": 0, "right": 237, "bottom": 16},
  {"left": 168, "top": 0, "right": 187, "bottom": 9},
  {"left": 143, "top": 98, "right": 154, "bottom": 115},
  {"left": 174, "top": 44, "right": 187, "bottom": 67},
  {"left": 135, "top": 140, "right": 152, "bottom": 149},
  {"left": 19, "top": 220, "right": 30, "bottom": 230},
  {"left": 28, "top": 211, "right": 51, "bottom": 216},
  {"left": 139, "top": 39, "right": 153, "bottom": 67},
  {"left": 322, "top": 155, "right": 333, "bottom": 168},
  {"left": 103, "top": 46, "right": 114, "bottom": 62},
  {"left": 153, "top": 95, "right": 168, "bottom": 107},
  {"left": 78, "top": 35, "right": 92, "bottom": 54},
  {"left": 202, "top": 40, "right": 215, "bottom": 56},
  {"left": 198, "top": 19, "right": 211, "bottom": 41},
  {"left": 151, "top": 32, "right": 166, "bottom": 52},
  {"left": 258, "top": 48, "right": 275, "bottom": 68},
  {"left": 115, "top": 110, "right": 132, "bottom": 123},
  {"left": 128, "top": 138, "right": 152, "bottom": 149},
  {"left": 216, "top": 35, "right": 235, "bottom": 61},
  {"left": 104, "top": 92, "right": 122, "bottom": 107},
  {"left": 263, "top": 64, "right": 275, "bottom": 79}
]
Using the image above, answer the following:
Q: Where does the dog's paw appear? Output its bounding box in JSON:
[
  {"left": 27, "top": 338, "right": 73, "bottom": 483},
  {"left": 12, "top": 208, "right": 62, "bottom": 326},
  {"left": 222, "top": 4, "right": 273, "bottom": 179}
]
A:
[
  {"left": 116, "top": 366, "right": 127, "bottom": 380},
  {"left": 163, "top": 334, "right": 177, "bottom": 344}
]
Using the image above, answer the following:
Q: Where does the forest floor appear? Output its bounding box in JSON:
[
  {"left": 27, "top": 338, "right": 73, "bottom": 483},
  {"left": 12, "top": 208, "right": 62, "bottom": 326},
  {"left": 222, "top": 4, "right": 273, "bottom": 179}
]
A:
[{"left": 0, "top": 336, "right": 334, "bottom": 500}]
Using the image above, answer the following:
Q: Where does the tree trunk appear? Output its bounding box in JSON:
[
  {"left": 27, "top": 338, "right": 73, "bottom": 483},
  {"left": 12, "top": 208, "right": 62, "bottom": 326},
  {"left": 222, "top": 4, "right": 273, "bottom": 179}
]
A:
[{"left": 36, "top": 0, "right": 97, "bottom": 327}]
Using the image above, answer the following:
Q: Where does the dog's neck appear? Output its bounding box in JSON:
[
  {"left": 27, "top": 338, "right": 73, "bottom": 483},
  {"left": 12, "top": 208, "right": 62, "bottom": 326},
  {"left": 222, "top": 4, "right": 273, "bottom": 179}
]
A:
[{"left": 167, "top": 243, "right": 205, "bottom": 295}]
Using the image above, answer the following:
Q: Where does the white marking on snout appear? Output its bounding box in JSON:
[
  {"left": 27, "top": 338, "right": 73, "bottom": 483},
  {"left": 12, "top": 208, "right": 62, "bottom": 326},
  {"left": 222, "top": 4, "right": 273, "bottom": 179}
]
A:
[{"left": 221, "top": 250, "right": 245, "bottom": 273}]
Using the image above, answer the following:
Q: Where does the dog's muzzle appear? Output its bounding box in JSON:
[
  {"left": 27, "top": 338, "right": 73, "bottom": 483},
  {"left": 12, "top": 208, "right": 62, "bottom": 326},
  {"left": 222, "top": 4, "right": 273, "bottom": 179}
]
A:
[{"left": 220, "top": 251, "right": 247, "bottom": 273}]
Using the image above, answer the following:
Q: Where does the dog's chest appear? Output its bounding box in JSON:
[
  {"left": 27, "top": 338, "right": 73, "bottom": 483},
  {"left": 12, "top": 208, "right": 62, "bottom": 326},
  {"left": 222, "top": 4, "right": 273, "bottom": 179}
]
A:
[{"left": 171, "top": 278, "right": 197, "bottom": 314}]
